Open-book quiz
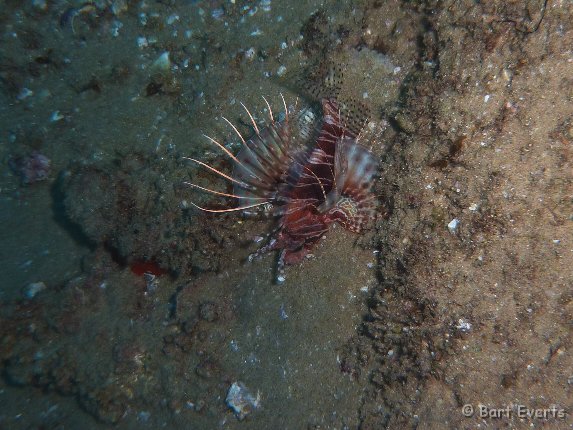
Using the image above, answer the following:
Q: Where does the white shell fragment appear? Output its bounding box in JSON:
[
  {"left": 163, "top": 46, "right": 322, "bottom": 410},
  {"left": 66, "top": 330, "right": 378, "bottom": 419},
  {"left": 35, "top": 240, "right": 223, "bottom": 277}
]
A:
[
  {"left": 50, "top": 111, "right": 64, "bottom": 122},
  {"left": 456, "top": 318, "right": 472, "bottom": 332},
  {"left": 226, "top": 382, "right": 260, "bottom": 420},
  {"left": 244, "top": 47, "right": 256, "bottom": 61},
  {"left": 447, "top": 218, "right": 459, "bottom": 233},
  {"left": 24, "top": 282, "right": 47, "bottom": 299},
  {"left": 110, "top": 0, "right": 128, "bottom": 16},
  {"left": 151, "top": 52, "right": 171, "bottom": 74}
]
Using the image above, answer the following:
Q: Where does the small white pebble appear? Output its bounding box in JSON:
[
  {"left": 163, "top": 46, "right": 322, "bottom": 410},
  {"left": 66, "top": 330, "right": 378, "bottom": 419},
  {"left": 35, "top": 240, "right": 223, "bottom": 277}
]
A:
[
  {"left": 260, "top": 0, "right": 271, "bottom": 12},
  {"left": 276, "top": 65, "right": 287, "bottom": 77},
  {"left": 24, "top": 282, "right": 46, "bottom": 299},
  {"left": 50, "top": 111, "right": 64, "bottom": 122},
  {"left": 456, "top": 318, "right": 471, "bottom": 332},
  {"left": 17, "top": 88, "right": 33, "bottom": 100},
  {"left": 110, "top": 21, "right": 123, "bottom": 37},
  {"left": 468, "top": 203, "right": 479, "bottom": 212},
  {"left": 447, "top": 218, "right": 459, "bottom": 233},
  {"left": 245, "top": 47, "right": 256, "bottom": 61},
  {"left": 166, "top": 14, "right": 179, "bottom": 25},
  {"left": 484, "top": 94, "right": 490, "bottom": 102},
  {"left": 137, "top": 36, "right": 148, "bottom": 48},
  {"left": 152, "top": 52, "right": 171, "bottom": 72},
  {"left": 32, "top": 0, "right": 47, "bottom": 10}
]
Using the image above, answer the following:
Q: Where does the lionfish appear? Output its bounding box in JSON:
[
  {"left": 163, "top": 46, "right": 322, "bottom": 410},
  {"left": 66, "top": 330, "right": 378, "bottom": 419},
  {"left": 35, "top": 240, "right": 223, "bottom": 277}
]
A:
[{"left": 185, "top": 96, "right": 379, "bottom": 282}]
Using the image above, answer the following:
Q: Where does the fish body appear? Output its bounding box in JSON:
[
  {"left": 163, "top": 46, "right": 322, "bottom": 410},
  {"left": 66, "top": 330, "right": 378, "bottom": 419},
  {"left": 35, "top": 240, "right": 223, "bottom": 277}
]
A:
[{"left": 188, "top": 97, "right": 378, "bottom": 281}]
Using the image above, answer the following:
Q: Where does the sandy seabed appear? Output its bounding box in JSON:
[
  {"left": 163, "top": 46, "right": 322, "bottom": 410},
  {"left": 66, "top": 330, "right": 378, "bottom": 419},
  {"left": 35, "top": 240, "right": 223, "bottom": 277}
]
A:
[{"left": 0, "top": 0, "right": 572, "bottom": 429}]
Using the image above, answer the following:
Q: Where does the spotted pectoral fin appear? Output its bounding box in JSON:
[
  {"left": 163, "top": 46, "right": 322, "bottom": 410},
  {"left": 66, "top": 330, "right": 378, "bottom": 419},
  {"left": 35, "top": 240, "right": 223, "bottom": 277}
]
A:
[{"left": 328, "top": 140, "right": 379, "bottom": 232}]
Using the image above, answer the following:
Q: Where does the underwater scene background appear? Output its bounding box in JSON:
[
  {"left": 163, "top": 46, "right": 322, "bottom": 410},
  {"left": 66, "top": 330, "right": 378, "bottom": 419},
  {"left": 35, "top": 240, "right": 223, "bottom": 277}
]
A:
[{"left": 1, "top": 0, "right": 572, "bottom": 428}]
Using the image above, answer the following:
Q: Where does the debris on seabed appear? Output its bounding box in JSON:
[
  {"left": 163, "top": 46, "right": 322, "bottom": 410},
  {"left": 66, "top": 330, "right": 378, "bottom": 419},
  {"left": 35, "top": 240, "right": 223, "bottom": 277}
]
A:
[
  {"left": 9, "top": 152, "right": 51, "bottom": 184},
  {"left": 150, "top": 51, "right": 171, "bottom": 74},
  {"left": 226, "top": 382, "right": 261, "bottom": 420},
  {"left": 24, "top": 281, "right": 47, "bottom": 299},
  {"left": 279, "top": 303, "right": 288, "bottom": 320},
  {"left": 17, "top": 88, "right": 33, "bottom": 100},
  {"left": 143, "top": 272, "right": 158, "bottom": 295},
  {"left": 447, "top": 218, "right": 459, "bottom": 234},
  {"left": 50, "top": 111, "right": 64, "bottom": 122},
  {"left": 244, "top": 47, "right": 256, "bottom": 61},
  {"left": 456, "top": 318, "right": 472, "bottom": 332}
]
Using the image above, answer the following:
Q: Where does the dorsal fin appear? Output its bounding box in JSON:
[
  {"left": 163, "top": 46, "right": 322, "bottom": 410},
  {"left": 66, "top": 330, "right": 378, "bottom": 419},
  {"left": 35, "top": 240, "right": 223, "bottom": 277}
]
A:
[{"left": 276, "top": 55, "right": 372, "bottom": 138}]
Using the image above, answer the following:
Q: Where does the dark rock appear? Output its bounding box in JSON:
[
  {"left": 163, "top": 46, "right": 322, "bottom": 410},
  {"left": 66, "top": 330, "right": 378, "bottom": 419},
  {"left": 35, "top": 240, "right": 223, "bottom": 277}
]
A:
[{"left": 198, "top": 302, "right": 218, "bottom": 322}]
